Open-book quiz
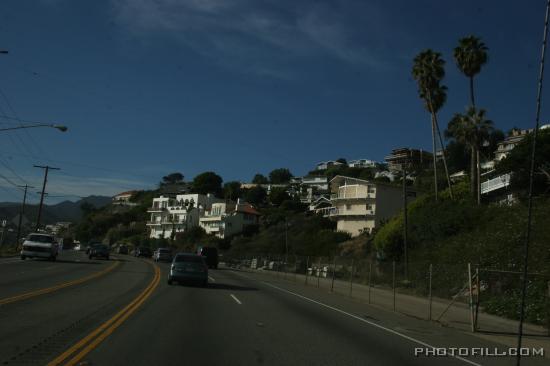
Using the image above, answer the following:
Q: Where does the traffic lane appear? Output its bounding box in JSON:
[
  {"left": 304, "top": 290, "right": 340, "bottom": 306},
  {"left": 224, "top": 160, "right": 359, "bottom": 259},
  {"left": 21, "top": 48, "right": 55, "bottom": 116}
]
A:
[
  {"left": 85, "top": 264, "right": 299, "bottom": 366},
  {"left": 225, "top": 269, "right": 548, "bottom": 366},
  {"left": 85, "top": 266, "right": 461, "bottom": 366},
  {"left": 212, "top": 269, "right": 470, "bottom": 366},
  {"left": 0, "top": 250, "right": 113, "bottom": 300},
  {"left": 0, "top": 256, "right": 154, "bottom": 365}
]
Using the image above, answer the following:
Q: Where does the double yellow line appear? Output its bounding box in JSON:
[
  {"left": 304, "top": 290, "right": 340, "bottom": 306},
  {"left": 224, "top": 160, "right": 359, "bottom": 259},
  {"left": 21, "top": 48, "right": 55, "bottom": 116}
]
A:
[
  {"left": 48, "top": 262, "right": 161, "bottom": 366},
  {"left": 0, "top": 260, "right": 120, "bottom": 306}
]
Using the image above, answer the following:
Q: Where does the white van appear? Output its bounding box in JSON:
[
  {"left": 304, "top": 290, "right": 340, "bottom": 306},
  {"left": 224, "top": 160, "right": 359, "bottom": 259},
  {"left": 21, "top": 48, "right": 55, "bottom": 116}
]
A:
[{"left": 20, "top": 233, "right": 59, "bottom": 261}]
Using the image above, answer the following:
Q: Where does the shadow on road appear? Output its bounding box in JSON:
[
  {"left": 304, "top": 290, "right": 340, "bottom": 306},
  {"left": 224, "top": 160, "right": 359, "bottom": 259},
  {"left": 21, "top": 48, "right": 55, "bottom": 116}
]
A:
[
  {"left": 54, "top": 259, "right": 102, "bottom": 265},
  {"left": 206, "top": 283, "right": 258, "bottom": 291}
]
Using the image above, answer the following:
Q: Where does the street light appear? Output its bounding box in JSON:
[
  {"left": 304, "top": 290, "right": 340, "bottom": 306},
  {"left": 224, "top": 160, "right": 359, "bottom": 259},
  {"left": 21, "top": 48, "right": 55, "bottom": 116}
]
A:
[{"left": 0, "top": 123, "right": 68, "bottom": 132}]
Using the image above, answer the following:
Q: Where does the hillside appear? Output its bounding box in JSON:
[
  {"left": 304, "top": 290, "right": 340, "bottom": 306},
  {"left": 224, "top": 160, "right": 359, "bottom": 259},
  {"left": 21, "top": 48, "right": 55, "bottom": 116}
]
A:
[{"left": 0, "top": 195, "right": 112, "bottom": 225}]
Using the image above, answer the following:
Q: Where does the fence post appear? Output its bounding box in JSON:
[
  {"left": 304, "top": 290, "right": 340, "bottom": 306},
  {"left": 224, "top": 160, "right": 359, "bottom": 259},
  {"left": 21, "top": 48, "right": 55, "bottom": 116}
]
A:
[
  {"left": 331, "top": 256, "right": 337, "bottom": 292},
  {"left": 317, "top": 257, "right": 321, "bottom": 288},
  {"left": 294, "top": 255, "right": 297, "bottom": 282},
  {"left": 392, "top": 261, "right": 396, "bottom": 312},
  {"left": 428, "top": 263, "right": 433, "bottom": 321},
  {"left": 474, "top": 266, "right": 480, "bottom": 331},
  {"left": 349, "top": 259, "right": 355, "bottom": 297},
  {"left": 305, "top": 256, "right": 309, "bottom": 285},
  {"left": 368, "top": 260, "right": 373, "bottom": 304},
  {"left": 468, "top": 263, "right": 475, "bottom": 332}
]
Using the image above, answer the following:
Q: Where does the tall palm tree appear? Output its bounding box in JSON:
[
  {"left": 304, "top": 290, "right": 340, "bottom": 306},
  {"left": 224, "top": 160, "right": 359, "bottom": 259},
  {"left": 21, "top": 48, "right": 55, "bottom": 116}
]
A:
[
  {"left": 412, "top": 50, "right": 453, "bottom": 200},
  {"left": 454, "top": 36, "right": 488, "bottom": 108},
  {"left": 447, "top": 107, "right": 493, "bottom": 203}
]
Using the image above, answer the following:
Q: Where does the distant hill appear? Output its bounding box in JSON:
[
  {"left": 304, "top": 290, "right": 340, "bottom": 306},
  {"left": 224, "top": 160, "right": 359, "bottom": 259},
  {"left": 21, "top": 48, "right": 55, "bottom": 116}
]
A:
[{"left": 0, "top": 195, "right": 112, "bottom": 225}]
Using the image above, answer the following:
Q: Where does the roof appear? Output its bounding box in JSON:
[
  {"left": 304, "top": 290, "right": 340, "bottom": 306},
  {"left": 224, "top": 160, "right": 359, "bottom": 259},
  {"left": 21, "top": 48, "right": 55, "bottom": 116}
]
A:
[
  {"left": 114, "top": 190, "right": 139, "bottom": 197},
  {"left": 235, "top": 204, "right": 261, "bottom": 216}
]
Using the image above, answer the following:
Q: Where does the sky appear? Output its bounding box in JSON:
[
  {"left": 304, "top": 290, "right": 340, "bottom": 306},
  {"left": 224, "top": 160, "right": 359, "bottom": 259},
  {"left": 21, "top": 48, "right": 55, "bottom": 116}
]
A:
[{"left": 0, "top": 0, "right": 548, "bottom": 204}]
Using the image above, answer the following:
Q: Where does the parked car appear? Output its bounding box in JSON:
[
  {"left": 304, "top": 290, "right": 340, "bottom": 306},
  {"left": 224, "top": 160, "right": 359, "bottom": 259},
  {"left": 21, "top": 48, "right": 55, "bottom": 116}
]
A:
[
  {"left": 168, "top": 253, "right": 208, "bottom": 286},
  {"left": 153, "top": 248, "right": 172, "bottom": 262},
  {"left": 89, "top": 244, "right": 110, "bottom": 260},
  {"left": 20, "top": 233, "right": 59, "bottom": 261},
  {"left": 117, "top": 245, "right": 129, "bottom": 254},
  {"left": 135, "top": 247, "right": 152, "bottom": 258},
  {"left": 198, "top": 247, "right": 219, "bottom": 269}
]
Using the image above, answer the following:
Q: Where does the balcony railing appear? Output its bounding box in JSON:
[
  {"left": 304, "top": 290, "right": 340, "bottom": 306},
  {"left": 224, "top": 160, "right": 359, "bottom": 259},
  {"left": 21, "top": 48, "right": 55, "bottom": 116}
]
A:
[
  {"left": 481, "top": 173, "right": 511, "bottom": 195},
  {"left": 316, "top": 207, "right": 375, "bottom": 217},
  {"left": 330, "top": 193, "right": 375, "bottom": 200}
]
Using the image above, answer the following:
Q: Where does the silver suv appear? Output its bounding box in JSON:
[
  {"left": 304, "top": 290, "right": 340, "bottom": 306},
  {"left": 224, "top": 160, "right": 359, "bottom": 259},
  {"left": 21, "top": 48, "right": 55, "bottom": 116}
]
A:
[{"left": 21, "top": 233, "right": 59, "bottom": 261}]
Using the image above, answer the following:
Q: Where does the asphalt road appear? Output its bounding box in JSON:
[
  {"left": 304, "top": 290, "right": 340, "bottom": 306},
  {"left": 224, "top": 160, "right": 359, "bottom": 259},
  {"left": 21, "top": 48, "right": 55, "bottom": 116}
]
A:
[{"left": 0, "top": 251, "right": 547, "bottom": 366}]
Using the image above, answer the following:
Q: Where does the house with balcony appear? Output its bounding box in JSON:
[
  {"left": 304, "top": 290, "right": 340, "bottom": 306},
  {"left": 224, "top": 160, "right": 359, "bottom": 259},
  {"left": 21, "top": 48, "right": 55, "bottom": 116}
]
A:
[
  {"left": 147, "top": 193, "right": 222, "bottom": 239},
  {"left": 199, "top": 199, "right": 260, "bottom": 239},
  {"left": 348, "top": 159, "right": 377, "bottom": 168},
  {"left": 318, "top": 176, "right": 414, "bottom": 237},
  {"left": 385, "top": 148, "right": 432, "bottom": 172}
]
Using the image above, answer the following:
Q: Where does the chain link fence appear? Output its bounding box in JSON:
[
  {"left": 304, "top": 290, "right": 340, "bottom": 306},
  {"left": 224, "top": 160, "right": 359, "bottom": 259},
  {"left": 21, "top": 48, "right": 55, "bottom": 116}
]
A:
[{"left": 223, "top": 254, "right": 549, "bottom": 336}]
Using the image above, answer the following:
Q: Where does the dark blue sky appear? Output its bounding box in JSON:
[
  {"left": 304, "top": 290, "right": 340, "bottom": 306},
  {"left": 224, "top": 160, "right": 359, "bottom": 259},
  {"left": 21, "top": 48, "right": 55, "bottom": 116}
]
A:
[{"left": 0, "top": 0, "right": 548, "bottom": 203}]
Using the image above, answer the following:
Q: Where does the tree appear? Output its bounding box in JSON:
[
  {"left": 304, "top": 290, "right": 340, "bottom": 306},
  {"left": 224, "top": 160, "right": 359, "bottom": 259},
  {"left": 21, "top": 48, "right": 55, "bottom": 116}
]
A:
[
  {"left": 192, "top": 172, "right": 223, "bottom": 197},
  {"left": 412, "top": 49, "right": 453, "bottom": 199},
  {"left": 161, "top": 172, "right": 184, "bottom": 185},
  {"left": 496, "top": 129, "right": 550, "bottom": 196},
  {"left": 447, "top": 107, "right": 494, "bottom": 203},
  {"left": 453, "top": 36, "right": 488, "bottom": 108},
  {"left": 268, "top": 187, "right": 290, "bottom": 205},
  {"left": 269, "top": 168, "right": 293, "bottom": 184},
  {"left": 223, "top": 181, "right": 243, "bottom": 200},
  {"left": 252, "top": 174, "right": 269, "bottom": 184},
  {"left": 243, "top": 186, "right": 267, "bottom": 206}
]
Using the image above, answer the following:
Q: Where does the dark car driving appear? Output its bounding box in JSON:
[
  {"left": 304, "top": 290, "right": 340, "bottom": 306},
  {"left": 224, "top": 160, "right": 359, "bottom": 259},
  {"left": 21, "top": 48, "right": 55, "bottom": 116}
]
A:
[
  {"left": 168, "top": 253, "right": 208, "bottom": 286},
  {"left": 135, "top": 247, "right": 152, "bottom": 258},
  {"left": 89, "top": 244, "right": 110, "bottom": 260}
]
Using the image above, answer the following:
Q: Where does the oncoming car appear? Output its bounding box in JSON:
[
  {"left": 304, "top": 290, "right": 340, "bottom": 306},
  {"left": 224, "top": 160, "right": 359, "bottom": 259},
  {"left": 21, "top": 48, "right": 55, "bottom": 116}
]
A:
[
  {"left": 168, "top": 253, "right": 208, "bottom": 287},
  {"left": 20, "top": 233, "right": 59, "bottom": 261}
]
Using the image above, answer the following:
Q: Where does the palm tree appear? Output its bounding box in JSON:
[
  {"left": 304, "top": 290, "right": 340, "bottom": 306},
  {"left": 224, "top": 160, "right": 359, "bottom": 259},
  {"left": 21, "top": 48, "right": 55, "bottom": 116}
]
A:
[
  {"left": 412, "top": 50, "right": 453, "bottom": 200},
  {"left": 453, "top": 36, "right": 488, "bottom": 108},
  {"left": 447, "top": 107, "right": 493, "bottom": 203}
]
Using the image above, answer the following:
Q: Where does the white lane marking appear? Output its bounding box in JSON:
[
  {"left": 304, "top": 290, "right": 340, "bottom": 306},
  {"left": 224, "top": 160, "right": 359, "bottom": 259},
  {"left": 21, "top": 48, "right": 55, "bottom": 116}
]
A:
[
  {"left": 208, "top": 276, "right": 216, "bottom": 282},
  {"left": 230, "top": 293, "right": 242, "bottom": 305},
  {"left": 233, "top": 271, "right": 482, "bottom": 366}
]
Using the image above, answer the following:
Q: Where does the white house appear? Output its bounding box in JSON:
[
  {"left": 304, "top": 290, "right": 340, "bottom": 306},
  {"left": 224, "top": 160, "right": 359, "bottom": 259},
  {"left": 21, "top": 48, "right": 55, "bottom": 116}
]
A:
[
  {"left": 315, "top": 160, "right": 345, "bottom": 171},
  {"left": 348, "top": 159, "right": 377, "bottom": 168},
  {"left": 199, "top": 199, "right": 260, "bottom": 239},
  {"left": 146, "top": 193, "right": 223, "bottom": 239},
  {"left": 112, "top": 191, "right": 140, "bottom": 206},
  {"left": 317, "top": 176, "right": 414, "bottom": 237}
]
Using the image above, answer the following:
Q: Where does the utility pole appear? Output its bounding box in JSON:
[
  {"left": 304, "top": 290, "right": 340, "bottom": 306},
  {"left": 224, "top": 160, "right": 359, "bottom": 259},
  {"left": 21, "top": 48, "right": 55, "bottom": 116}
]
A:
[
  {"left": 284, "top": 217, "right": 289, "bottom": 265},
  {"left": 16, "top": 184, "right": 33, "bottom": 246},
  {"left": 402, "top": 163, "right": 408, "bottom": 280},
  {"left": 34, "top": 165, "right": 60, "bottom": 232}
]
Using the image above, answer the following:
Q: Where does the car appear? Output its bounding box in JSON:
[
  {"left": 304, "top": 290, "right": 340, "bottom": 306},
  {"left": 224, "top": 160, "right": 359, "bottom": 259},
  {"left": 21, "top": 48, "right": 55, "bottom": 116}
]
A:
[
  {"left": 20, "top": 233, "right": 59, "bottom": 261},
  {"left": 153, "top": 248, "right": 172, "bottom": 262},
  {"left": 135, "top": 247, "right": 152, "bottom": 258},
  {"left": 86, "top": 242, "right": 103, "bottom": 254},
  {"left": 168, "top": 253, "right": 208, "bottom": 286},
  {"left": 117, "top": 245, "right": 129, "bottom": 254},
  {"left": 198, "top": 246, "right": 219, "bottom": 269},
  {"left": 89, "top": 244, "right": 110, "bottom": 260}
]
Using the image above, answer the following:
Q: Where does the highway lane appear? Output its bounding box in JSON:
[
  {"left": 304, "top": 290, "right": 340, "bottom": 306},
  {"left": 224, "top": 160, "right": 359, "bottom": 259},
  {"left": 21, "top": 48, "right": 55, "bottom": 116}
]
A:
[
  {"left": 2, "top": 254, "right": 547, "bottom": 365},
  {"left": 0, "top": 252, "right": 154, "bottom": 365},
  {"left": 0, "top": 251, "right": 115, "bottom": 300},
  {"left": 82, "top": 264, "right": 546, "bottom": 366}
]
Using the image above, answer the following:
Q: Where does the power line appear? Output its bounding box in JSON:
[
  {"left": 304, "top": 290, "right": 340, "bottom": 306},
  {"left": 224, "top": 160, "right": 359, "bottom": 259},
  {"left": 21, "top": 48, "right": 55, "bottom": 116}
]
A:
[{"left": 0, "top": 86, "right": 51, "bottom": 160}]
